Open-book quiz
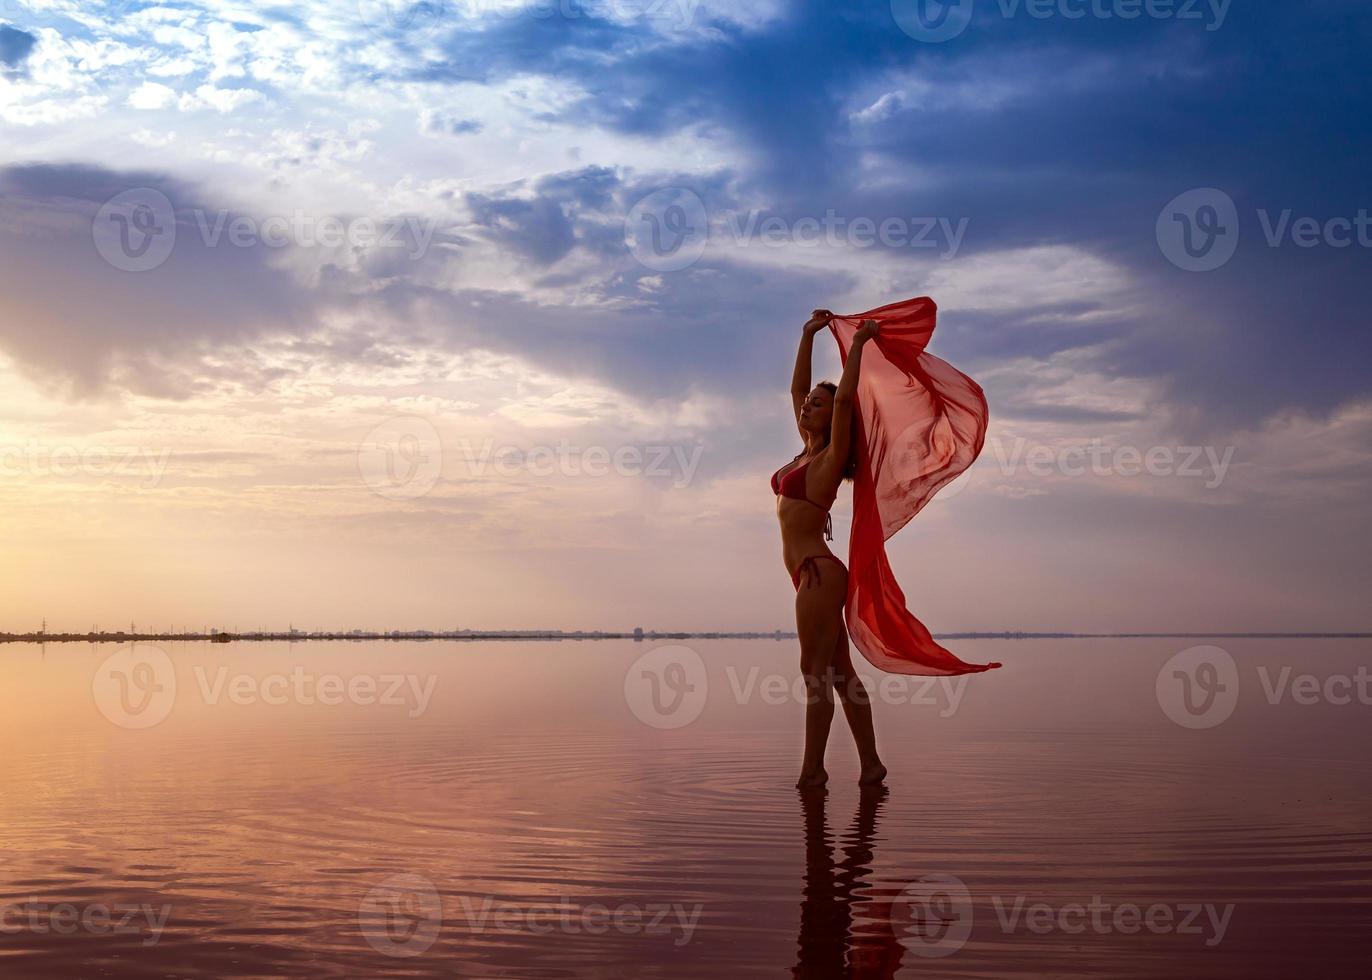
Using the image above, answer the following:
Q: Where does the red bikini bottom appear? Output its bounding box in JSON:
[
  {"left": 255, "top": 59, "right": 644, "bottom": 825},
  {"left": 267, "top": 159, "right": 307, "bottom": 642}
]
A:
[{"left": 792, "top": 554, "right": 847, "bottom": 591}]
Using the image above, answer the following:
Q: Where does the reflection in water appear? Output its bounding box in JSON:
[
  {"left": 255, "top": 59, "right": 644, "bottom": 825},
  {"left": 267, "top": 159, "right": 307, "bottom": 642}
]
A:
[
  {"left": 793, "top": 786, "right": 903, "bottom": 979},
  {"left": 2, "top": 638, "right": 1371, "bottom": 977}
]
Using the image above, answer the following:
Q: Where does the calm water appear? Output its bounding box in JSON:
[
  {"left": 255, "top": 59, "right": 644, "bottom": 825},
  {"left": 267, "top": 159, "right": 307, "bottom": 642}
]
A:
[{"left": 1, "top": 638, "right": 1368, "bottom": 978}]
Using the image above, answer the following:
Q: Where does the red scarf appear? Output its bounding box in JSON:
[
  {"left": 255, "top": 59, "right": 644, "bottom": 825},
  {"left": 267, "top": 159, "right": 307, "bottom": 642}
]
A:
[{"left": 829, "top": 297, "right": 1001, "bottom": 675}]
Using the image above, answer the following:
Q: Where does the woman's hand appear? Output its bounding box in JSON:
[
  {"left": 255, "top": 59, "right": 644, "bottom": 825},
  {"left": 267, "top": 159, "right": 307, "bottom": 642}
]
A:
[
  {"left": 854, "top": 319, "right": 880, "bottom": 344},
  {"left": 803, "top": 309, "right": 833, "bottom": 335}
]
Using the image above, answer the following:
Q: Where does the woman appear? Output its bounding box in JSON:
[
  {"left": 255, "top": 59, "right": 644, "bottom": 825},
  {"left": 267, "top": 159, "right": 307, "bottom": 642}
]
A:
[
  {"left": 777, "top": 300, "right": 999, "bottom": 789},
  {"left": 776, "top": 309, "right": 885, "bottom": 789}
]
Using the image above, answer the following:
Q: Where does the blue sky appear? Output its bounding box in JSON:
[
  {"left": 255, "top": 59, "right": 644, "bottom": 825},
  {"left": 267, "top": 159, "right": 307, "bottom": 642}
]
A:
[{"left": 0, "top": 0, "right": 1368, "bottom": 632}]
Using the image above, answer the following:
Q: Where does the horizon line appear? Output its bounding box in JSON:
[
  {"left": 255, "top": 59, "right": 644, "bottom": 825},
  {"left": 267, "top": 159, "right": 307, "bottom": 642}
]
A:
[{"left": 3, "top": 628, "right": 1370, "bottom": 645}]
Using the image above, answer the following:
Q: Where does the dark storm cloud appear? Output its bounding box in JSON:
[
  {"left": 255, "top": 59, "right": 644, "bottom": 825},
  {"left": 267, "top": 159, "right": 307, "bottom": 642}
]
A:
[
  {"left": 6, "top": 1, "right": 1371, "bottom": 436},
  {"left": 464, "top": 192, "right": 578, "bottom": 265},
  {"left": 0, "top": 160, "right": 848, "bottom": 407},
  {"left": 403, "top": 1, "right": 1372, "bottom": 433},
  {"left": 0, "top": 25, "right": 37, "bottom": 73},
  {"left": 0, "top": 164, "right": 313, "bottom": 397}
]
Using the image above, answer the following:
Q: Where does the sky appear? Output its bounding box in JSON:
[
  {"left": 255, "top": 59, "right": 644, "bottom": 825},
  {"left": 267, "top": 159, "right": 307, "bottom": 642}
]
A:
[{"left": 0, "top": 0, "right": 1368, "bottom": 634}]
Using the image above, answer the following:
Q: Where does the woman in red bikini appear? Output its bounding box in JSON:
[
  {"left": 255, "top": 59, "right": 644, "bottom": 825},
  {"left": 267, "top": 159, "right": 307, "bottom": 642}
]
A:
[
  {"left": 777, "top": 299, "right": 1000, "bottom": 789},
  {"left": 777, "top": 309, "right": 885, "bottom": 789}
]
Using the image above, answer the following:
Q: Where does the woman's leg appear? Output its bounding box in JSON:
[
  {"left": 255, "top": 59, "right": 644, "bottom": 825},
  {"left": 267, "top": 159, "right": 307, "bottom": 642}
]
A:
[
  {"left": 795, "top": 563, "right": 848, "bottom": 788},
  {"left": 831, "top": 631, "right": 887, "bottom": 785}
]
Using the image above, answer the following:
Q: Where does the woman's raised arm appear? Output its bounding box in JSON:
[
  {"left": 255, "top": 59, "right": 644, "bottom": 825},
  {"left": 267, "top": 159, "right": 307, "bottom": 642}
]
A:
[
  {"left": 791, "top": 309, "right": 833, "bottom": 426},
  {"left": 828, "top": 319, "right": 878, "bottom": 467}
]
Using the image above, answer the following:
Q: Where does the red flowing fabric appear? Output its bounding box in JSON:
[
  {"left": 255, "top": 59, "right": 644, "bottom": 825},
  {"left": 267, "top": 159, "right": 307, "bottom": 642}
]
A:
[{"left": 829, "top": 297, "right": 1001, "bottom": 676}]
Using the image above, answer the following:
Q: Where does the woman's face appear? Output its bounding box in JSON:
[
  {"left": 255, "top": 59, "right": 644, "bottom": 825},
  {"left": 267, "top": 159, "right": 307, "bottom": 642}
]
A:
[{"left": 800, "top": 386, "right": 834, "bottom": 434}]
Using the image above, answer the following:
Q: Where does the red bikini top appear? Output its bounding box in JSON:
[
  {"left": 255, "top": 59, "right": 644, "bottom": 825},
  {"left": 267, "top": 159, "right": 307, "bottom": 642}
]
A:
[{"left": 771, "top": 455, "right": 834, "bottom": 541}]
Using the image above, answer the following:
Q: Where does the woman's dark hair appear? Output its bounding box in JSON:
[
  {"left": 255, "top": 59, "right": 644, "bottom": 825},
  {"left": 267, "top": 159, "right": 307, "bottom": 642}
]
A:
[{"left": 816, "top": 381, "right": 859, "bottom": 480}]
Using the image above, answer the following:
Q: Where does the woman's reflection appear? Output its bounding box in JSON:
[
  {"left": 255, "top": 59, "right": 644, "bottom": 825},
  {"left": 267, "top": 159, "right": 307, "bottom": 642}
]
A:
[{"left": 793, "top": 785, "right": 904, "bottom": 978}]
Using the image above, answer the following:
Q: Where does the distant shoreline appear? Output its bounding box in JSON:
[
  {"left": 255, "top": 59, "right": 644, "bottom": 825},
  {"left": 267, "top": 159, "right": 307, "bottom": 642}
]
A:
[{"left": 2, "top": 630, "right": 1369, "bottom": 645}]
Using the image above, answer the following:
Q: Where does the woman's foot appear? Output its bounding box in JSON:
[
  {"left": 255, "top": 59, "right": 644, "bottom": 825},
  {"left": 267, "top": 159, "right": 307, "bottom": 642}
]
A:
[
  {"left": 796, "top": 768, "right": 829, "bottom": 789},
  {"left": 858, "top": 761, "right": 887, "bottom": 786}
]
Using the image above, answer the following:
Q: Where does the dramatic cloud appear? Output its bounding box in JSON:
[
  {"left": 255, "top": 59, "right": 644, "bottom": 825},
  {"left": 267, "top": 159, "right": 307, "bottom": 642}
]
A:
[
  {"left": 0, "top": 24, "right": 37, "bottom": 74},
  {"left": 1, "top": 0, "right": 1369, "bottom": 630}
]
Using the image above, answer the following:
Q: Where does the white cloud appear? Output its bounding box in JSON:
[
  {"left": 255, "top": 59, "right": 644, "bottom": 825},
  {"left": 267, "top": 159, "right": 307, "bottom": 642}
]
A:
[
  {"left": 130, "top": 128, "right": 178, "bottom": 147},
  {"left": 850, "top": 92, "right": 906, "bottom": 126},
  {"left": 146, "top": 55, "right": 200, "bottom": 77},
  {"left": 151, "top": 24, "right": 206, "bottom": 52},
  {"left": 178, "top": 84, "right": 264, "bottom": 113},
  {"left": 206, "top": 22, "right": 252, "bottom": 81},
  {"left": 128, "top": 80, "right": 177, "bottom": 110},
  {"left": 0, "top": 90, "right": 107, "bottom": 126}
]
